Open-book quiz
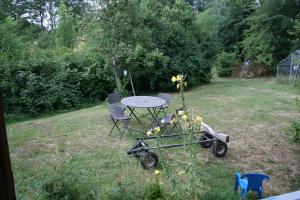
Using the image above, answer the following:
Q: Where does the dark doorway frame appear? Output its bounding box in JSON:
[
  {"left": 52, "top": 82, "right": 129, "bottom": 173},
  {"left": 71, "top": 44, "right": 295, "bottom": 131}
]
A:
[{"left": 0, "top": 92, "right": 16, "bottom": 199}]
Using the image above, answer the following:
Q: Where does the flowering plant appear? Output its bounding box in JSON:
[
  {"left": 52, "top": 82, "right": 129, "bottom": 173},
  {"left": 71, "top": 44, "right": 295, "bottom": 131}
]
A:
[{"left": 151, "top": 74, "right": 204, "bottom": 198}]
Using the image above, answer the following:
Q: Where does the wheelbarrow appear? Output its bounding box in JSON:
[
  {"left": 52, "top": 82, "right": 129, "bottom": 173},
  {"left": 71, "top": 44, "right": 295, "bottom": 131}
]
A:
[{"left": 127, "top": 122, "right": 229, "bottom": 170}]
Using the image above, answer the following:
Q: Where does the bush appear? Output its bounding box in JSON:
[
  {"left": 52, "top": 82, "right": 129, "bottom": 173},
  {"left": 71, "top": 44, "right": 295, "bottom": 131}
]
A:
[
  {"left": 1, "top": 48, "right": 115, "bottom": 115},
  {"left": 290, "top": 120, "right": 300, "bottom": 144},
  {"left": 214, "top": 52, "right": 237, "bottom": 77},
  {"left": 144, "top": 181, "right": 163, "bottom": 200}
]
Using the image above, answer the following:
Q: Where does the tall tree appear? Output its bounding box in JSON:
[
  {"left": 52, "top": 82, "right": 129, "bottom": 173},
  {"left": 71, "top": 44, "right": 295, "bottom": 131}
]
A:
[
  {"left": 87, "top": 0, "right": 144, "bottom": 91},
  {"left": 55, "top": 0, "right": 76, "bottom": 48},
  {"left": 87, "top": 0, "right": 211, "bottom": 92},
  {"left": 0, "top": 17, "right": 23, "bottom": 65},
  {"left": 0, "top": 0, "right": 16, "bottom": 20},
  {"left": 242, "top": 0, "right": 300, "bottom": 69},
  {"left": 290, "top": 14, "right": 300, "bottom": 49},
  {"left": 218, "top": 0, "right": 254, "bottom": 55}
]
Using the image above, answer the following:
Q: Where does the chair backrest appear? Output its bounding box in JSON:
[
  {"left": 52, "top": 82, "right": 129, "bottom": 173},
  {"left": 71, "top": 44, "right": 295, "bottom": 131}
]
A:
[
  {"left": 241, "top": 173, "right": 270, "bottom": 190},
  {"left": 157, "top": 93, "right": 171, "bottom": 105},
  {"left": 109, "top": 104, "right": 124, "bottom": 117},
  {"left": 235, "top": 172, "right": 248, "bottom": 191},
  {"left": 108, "top": 92, "right": 121, "bottom": 104}
]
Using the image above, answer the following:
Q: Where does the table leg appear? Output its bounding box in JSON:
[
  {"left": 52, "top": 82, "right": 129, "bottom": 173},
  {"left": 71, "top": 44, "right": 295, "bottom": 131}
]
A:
[
  {"left": 128, "top": 106, "right": 142, "bottom": 123},
  {"left": 152, "top": 106, "right": 163, "bottom": 120},
  {"left": 147, "top": 107, "right": 163, "bottom": 126}
]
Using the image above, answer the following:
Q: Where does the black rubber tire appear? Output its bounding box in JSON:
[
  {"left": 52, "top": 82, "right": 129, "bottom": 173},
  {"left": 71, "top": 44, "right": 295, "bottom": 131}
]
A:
[
  {"left": 212, "top": 141, "right": 228, "bottom": 157},
  {"left": 133, "top": 142, "right": 148, "bottom": 158},
  {"left": 199, "top": 132, "right": 214, "bottom": 148},
  {"left": 140, "top": 152, "right": 158, "bottom": 170}
]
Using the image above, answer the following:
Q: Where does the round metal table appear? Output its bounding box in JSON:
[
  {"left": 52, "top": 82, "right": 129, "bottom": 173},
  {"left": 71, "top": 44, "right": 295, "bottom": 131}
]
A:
[{"left": 121, "top": 96, "right": 166, "bottom": 124}]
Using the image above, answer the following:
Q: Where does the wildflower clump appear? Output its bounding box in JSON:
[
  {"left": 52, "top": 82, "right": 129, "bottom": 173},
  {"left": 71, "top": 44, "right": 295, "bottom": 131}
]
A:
[
  {"left": 171, "top": 75, "right": 187, "bottom": 90},
  {"left": 155, "top": 170, "right": 161, "bottom": 175},
  {"left": 169, "top": 74, "right": 206, "bottom": 198},
  {"left": 146, "top": 126, "right": 161, "bottom": 137}
]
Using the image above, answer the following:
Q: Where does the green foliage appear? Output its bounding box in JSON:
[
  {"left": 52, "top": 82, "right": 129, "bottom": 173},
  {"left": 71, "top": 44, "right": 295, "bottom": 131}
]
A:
[
  {"left": 218, "top": 0, "right": 254, "bottom": 55},
  {"left": 0, "top": 17, "right": 23, "bottom": 65},
  {"left": 290, "top": 14, "right": 300, "bottom": 49},
  {"left": 214, "top": 52, "right": 237, "bottom": 77},
  {"left": 43, "top": 176, "right": 81, "bottom": 200},
  {"left": 289, "top": 98, "right": 300, "bottom": 144},
  {"left": 290, "top": 120, "right": 300, "bottom": 144},
  {"left": 1, "top": 48, "right": 114, "bottom": 115},
  {"left": 41, "top": 144, "right": 98, "bottom": 200},
  {"left": 241, "top": 0, "right": 300, "bottom": 71},
  {"left": 37, "top": 31, "right": 56, "bottom": 49},
  {"left": 144, "top": 181, "right": 163, "bottom": 200},
  {"left": 3, "top": 0, "right": 300, "bottom": 116},
  {"left": 55, "top": 0, "right": 76, "bottom": 48},
  {"left": 195, "top": 3, "right": 223, "bottom": 61},
  {"left": 87, "top": 0, "right": 212, "bottom": 93}
]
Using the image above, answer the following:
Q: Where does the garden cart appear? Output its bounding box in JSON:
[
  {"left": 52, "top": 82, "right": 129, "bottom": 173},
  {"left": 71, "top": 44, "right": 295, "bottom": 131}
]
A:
[{"left": 127, "top": 121, "right": 229, "bottom": 170}]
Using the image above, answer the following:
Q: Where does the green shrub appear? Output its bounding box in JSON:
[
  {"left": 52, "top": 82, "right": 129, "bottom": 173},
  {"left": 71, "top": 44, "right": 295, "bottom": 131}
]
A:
[
  {"left": 290, "top": 120, "right": 300, "bottom": 143},
  {"left": 1, "top": 48, "right": 114, "bottom": 115},
  {"left": 43, "top": 176, "right": 81, "bottom": 200},
  {"left": 214, "top": 52, "right": 237, "bottom": 77},
  {"left": 144, "top": 181, "right": 163, "bottom": 200}
]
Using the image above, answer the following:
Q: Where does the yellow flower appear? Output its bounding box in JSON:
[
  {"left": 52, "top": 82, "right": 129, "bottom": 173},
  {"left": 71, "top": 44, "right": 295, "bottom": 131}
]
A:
[
  {"left": 171, "top": 117, "right": 177, "bottom": 124},
  {"left": 176, "top": 74, "right": 183, "bottom": 81},
  {"left": 176, "top": 83, "right": 180, "bottom": 89},
  {"left": 155, "top": 170, "right": 161, "bottom": 175},
  {"left": 171, "top": 76, "right": 177, "bottom": 83},
  {"left": 154, "top": 127, "right": 161, "bottom": 133},
  {"left": 177, "top": 170, "right": 185, "bottom": 175},
  {"left": 183, "top": 82, "right": 188, "bottom": 87},
  {"left": 178, "top": 110, "right": 184, "bottom": 116},
  {"left": 147, "top": 130, "right": 153, "bottom": 136},
  {"left": 183, "top": 122, "right": 190, "bottom": 129},
  {"left": 182, "top": 114, "right": 188, "bottom": 121},
  {"left": 195, "top": 116, "right": 203, "bottom": 124}
]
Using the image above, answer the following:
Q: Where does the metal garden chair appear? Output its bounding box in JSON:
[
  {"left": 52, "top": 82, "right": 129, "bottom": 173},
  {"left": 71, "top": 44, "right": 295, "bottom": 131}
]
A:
[
  {"left": 156, "top": 108, "right": 183, "bottom": 134},
  {"left": 107, "top": 92, "right": 126, "bottom": 110},
  {"left": 157, "top": 93, "right": 171, "bottom": 115},
  {"left": 108, "top": 104, "right": 131, "bottom": 137}
]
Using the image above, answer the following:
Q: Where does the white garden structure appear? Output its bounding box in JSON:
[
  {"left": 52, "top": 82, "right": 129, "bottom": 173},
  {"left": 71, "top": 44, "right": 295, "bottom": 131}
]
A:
[{"left": 277, "top": 50, "right": 300, "bottom": 85}]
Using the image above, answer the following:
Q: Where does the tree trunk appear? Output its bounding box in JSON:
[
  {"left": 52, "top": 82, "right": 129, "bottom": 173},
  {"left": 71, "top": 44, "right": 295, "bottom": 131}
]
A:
[
  {"left": 111, "top": 57, "right": 122, "bottom": 91},
  {"left": 0, "top": 92, "right": 16, "bottom": 200}
]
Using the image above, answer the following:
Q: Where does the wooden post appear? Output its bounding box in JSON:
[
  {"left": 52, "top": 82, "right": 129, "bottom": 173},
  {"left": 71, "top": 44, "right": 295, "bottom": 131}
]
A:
[
  {"left": 0, "top": 92, "right": 16, "bottom": 200},
  {"left": 129, "top": 71, "right": 136, "bottom": 96}
]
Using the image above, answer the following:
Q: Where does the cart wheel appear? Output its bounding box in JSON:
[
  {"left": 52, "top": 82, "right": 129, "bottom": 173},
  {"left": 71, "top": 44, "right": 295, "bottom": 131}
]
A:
[
  {"left": 133, "top": 142, "right": 148, "bottom": 158},
  {"left": 199, "top": 132, "right": 214, "bottom": 148},
  {"left": 212, "top": 141, "right": 228, "bottom": 157},
  {"left": 140, "top": 152, "right": 158, "bottom": 170}
]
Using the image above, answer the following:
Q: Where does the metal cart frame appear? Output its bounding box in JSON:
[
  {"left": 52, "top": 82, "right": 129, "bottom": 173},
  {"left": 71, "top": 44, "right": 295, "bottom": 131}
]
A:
[{"left": 127, "top": 122, "right": 230, "bottom": 169}]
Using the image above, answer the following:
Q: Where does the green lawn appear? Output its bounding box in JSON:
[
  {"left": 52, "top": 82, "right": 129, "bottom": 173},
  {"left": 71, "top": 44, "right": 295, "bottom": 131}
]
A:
[{"left": 7, "top": 78, "right": 300, "bottom": 199}]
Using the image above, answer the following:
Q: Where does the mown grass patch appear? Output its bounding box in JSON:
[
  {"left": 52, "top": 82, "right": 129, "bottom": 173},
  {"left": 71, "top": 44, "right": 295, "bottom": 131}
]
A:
[{"left": 8, "top": 78, "right": 300, "bottom": 199}]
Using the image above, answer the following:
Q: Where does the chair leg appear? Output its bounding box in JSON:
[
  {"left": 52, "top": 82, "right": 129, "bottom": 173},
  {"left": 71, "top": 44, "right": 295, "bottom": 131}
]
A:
[
  {"left": 234, "top": 176, "right": 239, "bottom": 192},
  {"left": 121, "top": 120, "right": 130, "bottom": 138},
  {"left": 109, "top": 119, "right": 117, "bottom": 135},
  {"left": 241, "top": 188, "right": 247, "bottom": 199},
  {"left": 258, "top": 189, "right": 263, "bottom": 199},
  {"left": 162, "top": 107, "right": 168, "bottom": 115},
  {"left": 109, "top": 118, "right": 124, "bottom": 136},
  {"left": 114, "top": 122, "right": 123, "bottom": 135}
]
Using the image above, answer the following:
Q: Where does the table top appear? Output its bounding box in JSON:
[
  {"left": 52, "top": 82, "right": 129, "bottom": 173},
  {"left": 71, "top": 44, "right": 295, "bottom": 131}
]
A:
[{"left": 121, "top": 96, "right": 166, "bottom": 108}]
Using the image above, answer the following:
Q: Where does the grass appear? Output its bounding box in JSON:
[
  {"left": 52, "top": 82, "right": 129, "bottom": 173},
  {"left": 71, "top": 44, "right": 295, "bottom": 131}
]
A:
[{"left": 7, "top": 78, "right": 300, "bottom": 199}]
